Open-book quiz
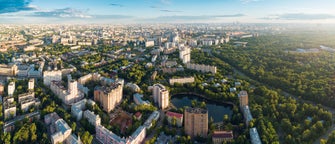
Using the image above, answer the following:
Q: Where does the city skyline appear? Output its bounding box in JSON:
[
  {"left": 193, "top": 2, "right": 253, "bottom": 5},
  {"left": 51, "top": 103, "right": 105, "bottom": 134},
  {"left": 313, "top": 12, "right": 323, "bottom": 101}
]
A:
[{"left": 1, "top": 0, "right": 335, "bottom": 24}]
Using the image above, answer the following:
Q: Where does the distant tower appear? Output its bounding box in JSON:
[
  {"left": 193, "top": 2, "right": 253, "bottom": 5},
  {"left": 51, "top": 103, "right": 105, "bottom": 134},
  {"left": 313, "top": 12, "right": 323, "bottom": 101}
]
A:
[
  {"left": 238, "top": 91, "right": 248, "bottom": 108},
  {"left": 28, "top": 78, "right": 34, "bottom": 91}
]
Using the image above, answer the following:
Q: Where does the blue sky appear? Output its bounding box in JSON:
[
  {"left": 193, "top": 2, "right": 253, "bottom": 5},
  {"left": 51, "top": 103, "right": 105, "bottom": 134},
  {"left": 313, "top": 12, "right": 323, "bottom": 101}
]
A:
[{"left": 1, "top": 0, "right": 335, "bottom": 24}]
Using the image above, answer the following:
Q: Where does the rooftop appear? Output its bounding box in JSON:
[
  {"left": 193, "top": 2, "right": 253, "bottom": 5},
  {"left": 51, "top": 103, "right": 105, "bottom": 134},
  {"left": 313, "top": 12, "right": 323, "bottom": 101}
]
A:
[
  {"left": 250, "top": 127, "right": 262, "bottom": 144},
  {"left": 185, "top": 107, "right": 208, "bottom": 114},
  {"left": 166, "top": 111, "right": 183, "bottom": 119},
  {"left": 55, "top": 119, "right": 71, "bottom": 134},
  {"left": 212, "top": 131, "right": 233, "bottom": 139}
]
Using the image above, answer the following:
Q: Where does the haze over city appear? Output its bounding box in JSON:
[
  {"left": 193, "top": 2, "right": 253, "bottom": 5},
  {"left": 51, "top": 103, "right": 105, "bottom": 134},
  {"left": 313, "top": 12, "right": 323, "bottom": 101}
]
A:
[{"left": 1, "top": 0, "right": 335, "bottom": 24}]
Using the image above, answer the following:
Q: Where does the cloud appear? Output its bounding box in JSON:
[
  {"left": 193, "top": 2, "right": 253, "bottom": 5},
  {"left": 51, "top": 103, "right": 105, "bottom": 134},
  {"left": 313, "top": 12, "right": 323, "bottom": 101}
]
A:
[
  {"left": 0, "top": 0, "right": 36, "bottom": 14},
  {"left": 31, "top": 8, "right": 92, "bottom": 18},
  {"left": 160, "top": 9, "right": 183, "bottom": 13},
  {"left": 262, "top": 13, "right": 335, "bottom": 20},
  {"left": 110, "top": 3, "right": 124, "bottom": 7}
]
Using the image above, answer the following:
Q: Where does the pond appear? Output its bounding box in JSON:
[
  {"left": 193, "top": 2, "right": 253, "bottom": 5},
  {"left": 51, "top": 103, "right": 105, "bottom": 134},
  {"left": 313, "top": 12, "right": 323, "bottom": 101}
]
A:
[{"left": 171, "top": 94, "right": 233, "bottom": 123}]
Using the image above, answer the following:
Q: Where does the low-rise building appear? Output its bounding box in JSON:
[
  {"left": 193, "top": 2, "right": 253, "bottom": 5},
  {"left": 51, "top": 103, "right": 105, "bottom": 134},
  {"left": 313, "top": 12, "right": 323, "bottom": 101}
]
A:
[
  {"left": 44, "top": 112, "right": 77, "bottom": 144},
  {"left": 250, "top": 127, "right": 262, "bottom": 144},
  {"left": 126, "top": 83, "right": 141, "bottom": 92},
  {"left": 0, "top": 64, "right": 17, "bottom": 76},
  {"left": 133, "top": 93, "right": 150, "bottom": 105},
  {"left": 20, "top": 98, "right": 40, "bottom": 112},
  {"left": 83, "top": 110, "right": 101, "bottom": 126},
  {"left": 212, "top": 131, "right": 234, "bottom": 144},
  {"left": 242, "top": 105, "right": 253, "bottom": 126},
  {"left": 144, "top": 111, "right": 160, "bottom": 129},
  {"left": 186, "top": 63, "right": 217, "bottom": 74},
  {"left": 166, "top": 111, "right": 183, "bottom": 127},
  {"left": 169, "top": 77, "right": 195, "bottom": 85},
  {"left": 71, "top": 99, "right": 96, "bottom": 121},
  {"left": 3, "top": 97, "right": 16, "bottom": 119}
]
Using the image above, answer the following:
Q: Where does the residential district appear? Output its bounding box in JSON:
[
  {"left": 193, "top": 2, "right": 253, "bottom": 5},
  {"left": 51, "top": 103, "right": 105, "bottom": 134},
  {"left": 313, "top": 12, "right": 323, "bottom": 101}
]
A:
[{"left": 0, "top": 24, "right": 264, "bottom": 144}]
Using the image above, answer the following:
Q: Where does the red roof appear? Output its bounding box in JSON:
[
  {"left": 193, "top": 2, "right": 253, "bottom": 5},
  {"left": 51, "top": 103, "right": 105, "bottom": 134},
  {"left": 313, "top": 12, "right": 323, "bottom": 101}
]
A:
[
  {"left": 212, "top": 131, "right": 233, "bottom": 139},
  {"left": 166, "top": 111, "right": 183, "bottom": 119},
  {"left": 135, "top": 112, "right": 142, "bottom": 117}
]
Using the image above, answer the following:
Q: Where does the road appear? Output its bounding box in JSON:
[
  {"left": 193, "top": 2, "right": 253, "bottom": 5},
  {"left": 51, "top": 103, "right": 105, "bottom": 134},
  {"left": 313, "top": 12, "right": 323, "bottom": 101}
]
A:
[{"left": 224, "top": 58, "right": 335, "bottom": 144}]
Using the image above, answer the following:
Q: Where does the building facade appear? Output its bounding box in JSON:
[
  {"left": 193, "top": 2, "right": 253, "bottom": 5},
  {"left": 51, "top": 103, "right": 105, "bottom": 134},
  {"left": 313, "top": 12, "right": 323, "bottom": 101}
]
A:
[
  {"left": 212, "top": 131, "right": 234, "bottom": 144},
  {"left": 28, "top": 78, "right": 34, "bottom": 90},
  {"left": 94, "top": 83, "right": 123, "bottom": 112},
  {"left": 166, "top": 111, "right": 183, "bottom": 127},
  {"left": 169, "top": 77, "right": 195, "bottom": 85},
  {"left": 238, "top": 91, "right": 248, "bottom": 108},
  {"left": 179, "top": 46, "right": 191, "bottom": 64},
  {"left": 7, "top": 81, "right": 15, "bottom": 96},
  {"left": 43, "top": 70, "right": 62, "bottom": 86},
  {"left": 152, "top": 84, "right": 169, "bottom": 109},
  {"left": 83, "top": 110, "right": 101, "bottom": 126},
  {"left": 186, "top": 63, "right": 217, "bottom": 74},
  {"left": 184, "top": 107, "right": 208, "bottom": 138}
]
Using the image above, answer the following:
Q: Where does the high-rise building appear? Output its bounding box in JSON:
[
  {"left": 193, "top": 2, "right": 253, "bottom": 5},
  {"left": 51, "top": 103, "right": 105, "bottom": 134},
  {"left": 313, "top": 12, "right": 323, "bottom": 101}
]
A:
[
  {"left": 94, "top": 83, "right": 123, "bottom": 112},
  {"left": 179, "top": 46, "right": 191, "bottom": 64},
  {"left": 8, "top": 81, "right": 15, "bottom": 96},
  {"left": 152, "top": 84, "right": 169, "bottom": 110},
  {"left": 50, "top": 77, "right": 83, "bottom": 105},
  {"left": 28, "top": 78, "right": 34, "bottom": 90},
  {"left": 238, "top": 91, "right": 248, "bottom": 108},
  {"left": 184, "top": 107, "right": 208, "bottom": 138},
  {"left": 158, "top": 89, "right": 169, "bottom": 109}
]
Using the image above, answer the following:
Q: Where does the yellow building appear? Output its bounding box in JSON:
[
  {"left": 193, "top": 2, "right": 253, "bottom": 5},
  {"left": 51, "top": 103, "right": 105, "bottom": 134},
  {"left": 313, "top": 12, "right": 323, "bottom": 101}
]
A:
[
  {"left": 238, "top": 91, "right": 248, "bottom": 108},
  {"left": 184, "top": 107, "right": 208, "bottom": 138}
]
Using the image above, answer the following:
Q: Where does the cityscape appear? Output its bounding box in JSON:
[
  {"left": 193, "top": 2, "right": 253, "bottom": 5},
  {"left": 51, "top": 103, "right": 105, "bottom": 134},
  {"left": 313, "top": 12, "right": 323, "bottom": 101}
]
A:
[{"left": 1, "top": 0, "right": 335, "bottom": 144}]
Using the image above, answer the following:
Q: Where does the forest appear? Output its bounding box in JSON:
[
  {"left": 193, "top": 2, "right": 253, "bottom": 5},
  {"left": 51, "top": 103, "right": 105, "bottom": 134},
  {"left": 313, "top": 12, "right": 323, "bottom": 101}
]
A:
[{"left": 214, "top": 32, "right": 335, "bottom": 108}]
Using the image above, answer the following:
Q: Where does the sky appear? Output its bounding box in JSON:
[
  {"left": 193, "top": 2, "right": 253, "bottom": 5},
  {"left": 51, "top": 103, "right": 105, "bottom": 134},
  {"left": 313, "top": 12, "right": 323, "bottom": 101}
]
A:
[{"left": 1, "top": 0, "right": 335, "bottom": 24}]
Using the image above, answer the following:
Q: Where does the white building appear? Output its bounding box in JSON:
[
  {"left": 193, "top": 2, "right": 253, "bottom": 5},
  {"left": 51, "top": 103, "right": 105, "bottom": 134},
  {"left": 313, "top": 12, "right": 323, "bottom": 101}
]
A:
[
  {"left": 179, "top": 46, "right": 191, "bottom": 64},
  {"left": 133, "top": 93, "right": 150, "bottom": 105},
  {"left": 152, "top": 84, "right": 169, "bottom": 109},
  {"left": 83, "top": 110, "right": 101, "bottom": 126},
  {"left": 126, "top": 83, "right": 141, "bottom": 92},
  {"left": 169, "top": 77, "right": 195, "bottom": 85},
  {"left": 186, "top": 63, "right": 217, "bottom": 74},
  {"left": 43, "top": 70, "right": 62, "bottom": 86},
  {"left": 145, "top": 41, "right": 155, "bottom": 47},
  {"left": 50, "top": 78, "right": 84, "bottom": 105},
  {"left": 144, "top": 111, "right": 160, "bottom": 129},
  {"left": 7, "top": 81, "right": 15, "bottom": 96},
  {"left": 28, "top": 78, "right": 34, "bottom": 90},
  {"left": 71, "top": 99, "right": 96, "bottom": 121}
]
